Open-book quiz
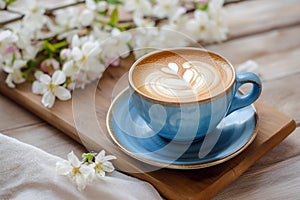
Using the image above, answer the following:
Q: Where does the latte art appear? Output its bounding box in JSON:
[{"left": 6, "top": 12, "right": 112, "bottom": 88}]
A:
[
  {"left": 142, "top": 61, "right": 222, "bottom": 101},
  {"left": 131, "top": 49, "right": 233, "bottom": 102}
]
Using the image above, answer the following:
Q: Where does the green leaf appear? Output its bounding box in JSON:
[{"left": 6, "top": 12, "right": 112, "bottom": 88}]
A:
[
  {"left": 43, "top": 41, "right": 56, "bottom": 53},
  {"left": 109, "top": 7, "right": 119, "bottom": 26},
  {"left": 82, "top": 152, "right": 97, "bottom": 164},
  {"left": 4, "top": 0, "right": 17, "bottom": 7},
  {"left": 117, "top": 23, "right": 131, "bottom": 31},
  {"left": 53, "top": 41, "right": 68, "bottom": 50},
  {"left": 98, "top": 9, "right": 108, "bottom": 16},
  {"left": 93, "top": 0, "right": 122, "bottom": 5},
  {"left": 22, "top": 60, "right": 36, "bottom": 82},
  {"left": 94, "top": 19, "right": 108, "bottom": 26},
  {"left": 196, "top": 3, "right": 209, "bottom": 11},
  {"left": 107, "top": 0, "right": 123, "bottom": 5}
]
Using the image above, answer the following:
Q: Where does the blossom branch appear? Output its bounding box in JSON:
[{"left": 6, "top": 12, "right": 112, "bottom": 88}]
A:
[
  {"left": 0, "top": 1, "right": 85, "bottom": 26},
  {"left": 0, "top": 0, "right": 228, "bottom": 108}
]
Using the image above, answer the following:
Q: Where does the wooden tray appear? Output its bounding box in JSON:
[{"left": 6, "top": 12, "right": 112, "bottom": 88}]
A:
[{"left": 0, "top": 57, "right": 296, "bottom": 199}]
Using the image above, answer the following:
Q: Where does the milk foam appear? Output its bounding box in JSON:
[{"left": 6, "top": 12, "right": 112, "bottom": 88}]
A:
[{"left": 132, "top": 50, "right": 233, "bottom": 102}]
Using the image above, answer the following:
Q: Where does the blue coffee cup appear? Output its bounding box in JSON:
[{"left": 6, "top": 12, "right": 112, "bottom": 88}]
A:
[{"left": 128, "top": 48, "right": 262, "bottom": 142}]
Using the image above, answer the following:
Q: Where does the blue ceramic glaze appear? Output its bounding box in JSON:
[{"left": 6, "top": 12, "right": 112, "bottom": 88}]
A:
[
  {"left": 227, "top": 72, "right": 262, "bottom": 114},
  {"left": 130, "top": 71, "right": 261, "bottom": 142},
  {"left": 128, "top": 48, "right": 262, "bottom": 142},
  {"left": 107, "top": 88, "right": 258, "bottom": 169}
]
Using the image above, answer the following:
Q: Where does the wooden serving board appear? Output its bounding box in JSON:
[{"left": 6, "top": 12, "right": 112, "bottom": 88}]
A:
[{"left": 0, "top": 53, "right": 296, "bottom": 199}]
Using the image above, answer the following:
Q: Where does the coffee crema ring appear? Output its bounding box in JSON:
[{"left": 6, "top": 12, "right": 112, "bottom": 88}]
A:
[{"left": 131, "top": 49, "right": 234, "bottom": 103}]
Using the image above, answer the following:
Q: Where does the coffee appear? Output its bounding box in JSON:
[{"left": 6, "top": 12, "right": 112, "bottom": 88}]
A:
[{"left": 131, "top": 49, "right": 234, "bottom": 102}]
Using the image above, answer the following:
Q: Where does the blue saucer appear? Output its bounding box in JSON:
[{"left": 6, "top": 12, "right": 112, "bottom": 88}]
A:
[{"left": 106, "top": 88, "right": 258, "bottom": 169}]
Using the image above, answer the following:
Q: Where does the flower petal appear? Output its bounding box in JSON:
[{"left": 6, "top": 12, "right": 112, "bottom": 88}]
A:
[
  {"left": 52, "top": 70, "right": 66, "bottom": 85},
  {"left": 32, "top": 81, "right": 47, "bottom": 94},
  {"left": 5, "top": 74, "right": 15, "bottom": 88},
  {"left": 54, "top": 86, "right": 71, "bottom": 101},
  {"left": 60, "top": 49, "right": 71, "bottom": 59},
  {"left": 95, "top": 150, "right": 105, "bottom": 162},
  {"left": 102, "top": 155, "right": 117, "bottom": 162},
  {"left": 101, "top": 161, "right": 115, "bottom": 172},
  {"left": 96, "top": 170, "right": 105, "bottom": 178},
  {"left": 12, "top": 70, "right": 25, "bottom": 84},
  {"left": 72, "top": 47, "right": 83, "bottom": 61},
  {"left": 3, "top": 65, "right": 13, "bottom": 73},
  {"left": 71, "top": 34, "right": 80, "bottom": 48},
  {"left": 41, "top": 91, "right": 55, "bottom": 108},
  {"left": 63, "top": 60, "right": 77, "bottom": 76},
  {"left": 13, "top": 60, "right": 27, "bottom": 69},
  {"left": 34, "top": 71, "right": 43, "bottom": 80},
  {"left": 79, "top": 9, "right": 94, "bottom": 26},
  {"left": 82, "top": 41, "right": 101, "bottom": 57},
  {"left": 39, "top": 74, "right": 51, "bottom": 84},
  {"left": 117, "top": 43, "right": 130, "bottom": 58},
  {"left": 79, "top": 164, "right": 92, "bottom": 174},
  {"left": 67, "top": 151, "right": 81, "bottom": 168},
  {"left": 75, "top": 174, "right": 87, "bottom": 191},
  {"left": 56, "top": 160, "right": 72, "bottom": 175}
]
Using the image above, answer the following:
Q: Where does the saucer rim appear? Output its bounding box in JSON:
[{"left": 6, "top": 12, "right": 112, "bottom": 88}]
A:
[{"left": 106, "top": 87, "right": 259, "bottom": 169}]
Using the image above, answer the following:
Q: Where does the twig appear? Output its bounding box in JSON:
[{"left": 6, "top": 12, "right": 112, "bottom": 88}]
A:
[
  {"left": 0, "top": 0, "right": 238, "bottom": 27},
  {"left": 45, "top": 1, "right": 85, "bottom": 15},
  {"left": 0, "top": 1, "right": 85, "bottom": 26}
]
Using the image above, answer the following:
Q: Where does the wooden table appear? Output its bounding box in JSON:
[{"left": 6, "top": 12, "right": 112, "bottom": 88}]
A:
[{"left": 1, "top": 0, "right": 300, "bottom": 199}]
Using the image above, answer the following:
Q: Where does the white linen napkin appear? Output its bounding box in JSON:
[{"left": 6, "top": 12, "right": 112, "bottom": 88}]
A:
[{"left": 0, "top": 134, "right": 162, "bottom": 200}]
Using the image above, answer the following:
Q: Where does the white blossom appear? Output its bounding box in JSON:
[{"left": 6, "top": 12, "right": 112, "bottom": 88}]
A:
[
  {"left": 208, "top": 0, "right": 226, "bottom": 22},
  {"left": 79, "top": 9, "right": 95, "bottom": 27},
  {"left": 2, "top": 24, "right": 40, "bottom": 60},
  {"left": 0, "top": 30, "right": 18, "bottom": 46},
  {"left": 32, "top": 71, "right": 71, "bottom": 108},
  {"left": 131, "top": 26, "right": 190, "bottom": 59},
  {"left": 207, "top": 0, "right": 228, "bottom": 42},
  {"left": 61, "top": 35, "right": 106, "bottom": 89},
  {"left": 0, "top": 30, "right": 18, "bottom": 58},
  {"left": 17, "top": 0, "right": 49, "bottom": 39},
  {"left": 152, "top": 0, "right": 184, "bottom": 19},
  {"left": 0, "top": 0, "right": 228, "bottom": 109},
  {"left": 56, "top": 151, "right": 94, "bottom": 191},
  {"left": 67, "top": 36, "right": 103, "bottom": 74},
  {"left": 0, "top": 1, "right": 5, "bottom": 9},
  {"left": 92, "top": 150, "right": 116, "bottom": 178},
  {"left": 40, "top": 58, "right": 60, "bottom": 75},
  {"left": 185, "top": 10, "right": 211, "bottom": 42},
  {"left": 159, "top": 25, "right": 190, "bottom": 48},
  {"left": 56, "top": 151, "right": 116, "bottom": 191},
  {"left": 86, "top": 0, "right": 107, "bottom": 12},
  {"left": 101, "top": 28, "right": 132, "bottom": 60},
  {"left": 121, "top": 0, "right": 152, "bottom": 16},
  {"left": 131, "top": 27, "right": 161, "bottom": 59},
  {"left": 0, "top": 30, "right": 19, "bottom": 73},
  {"left": 133, "top": 13, "right": 155, "bottom": 27},
  {"left": 50, "top": 7, "right": 82, "bottom": 41},
  {"left": 184, "top": 0, "right": 227, "bottom": 43},
  {"left": 3, "top": 59, "right": 27, "bottom": 88}
]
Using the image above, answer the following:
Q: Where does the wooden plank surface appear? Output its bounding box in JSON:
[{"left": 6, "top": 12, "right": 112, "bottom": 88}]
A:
[
  {"left": 0, "top": 0, "right": 300, "bottom": 199},
  {"left": 0, "top": 94, "right": 41, "bottom": 132},
  {"left": 214, "top": 130, "right": 300, "bottom": 199},
  {"left": 226, "top": 0, "right": 300, "bottom": 39},
  {"left": 0, "top": 65, "right": 296, "bottom": 200}
]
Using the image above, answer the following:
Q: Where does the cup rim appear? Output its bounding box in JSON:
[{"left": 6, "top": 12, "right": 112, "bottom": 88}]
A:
[{"left": 128, "top": 47, "right": 236, "bottom": 106}]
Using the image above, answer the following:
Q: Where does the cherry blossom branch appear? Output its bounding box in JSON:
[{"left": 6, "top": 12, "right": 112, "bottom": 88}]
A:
[
  {"left": 0, "top": 0, "right": 228, "bottom": 108},
  {"left": 0, "top": 1, "right": 85, "bottom": 26},
  {"left": 0, "top": 0, "right": 238, "bottom": 26}
]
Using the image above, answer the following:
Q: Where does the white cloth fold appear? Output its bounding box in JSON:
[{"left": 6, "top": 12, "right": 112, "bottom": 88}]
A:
[{"left": 0, "top": 134, "right": 162, "bottom": 200}]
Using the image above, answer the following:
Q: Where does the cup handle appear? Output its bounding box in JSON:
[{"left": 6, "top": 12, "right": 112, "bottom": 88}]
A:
[{"left": 226, "top": 72, "right": 262, "bottom": 116}]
